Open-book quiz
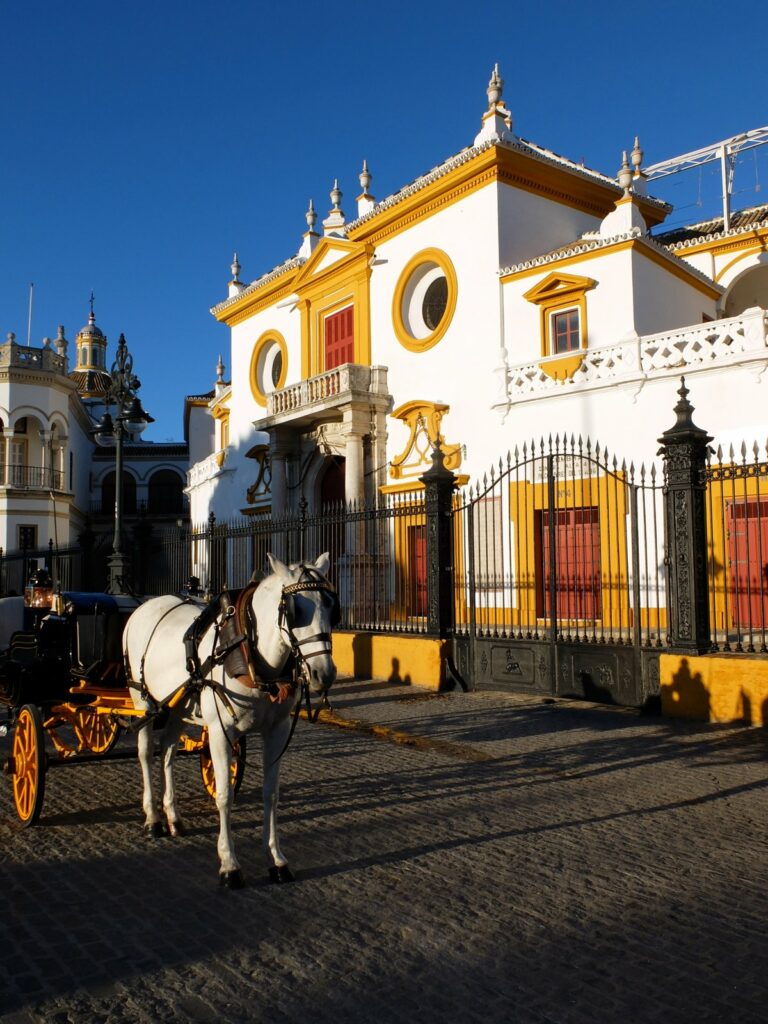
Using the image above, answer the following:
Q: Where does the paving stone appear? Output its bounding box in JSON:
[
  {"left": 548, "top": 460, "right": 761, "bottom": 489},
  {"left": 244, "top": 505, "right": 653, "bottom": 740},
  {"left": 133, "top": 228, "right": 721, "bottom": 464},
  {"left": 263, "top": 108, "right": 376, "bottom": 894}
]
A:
[{"left": 0, "top": 680, "right": 766, "bottom": 1023}]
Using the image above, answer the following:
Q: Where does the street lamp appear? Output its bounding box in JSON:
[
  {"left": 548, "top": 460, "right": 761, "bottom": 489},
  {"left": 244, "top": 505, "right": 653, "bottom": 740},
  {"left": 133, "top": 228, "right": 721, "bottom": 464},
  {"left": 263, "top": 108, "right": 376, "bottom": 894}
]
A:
[{"left": 94, "top": 333, "right": 152, "bottom": 595}]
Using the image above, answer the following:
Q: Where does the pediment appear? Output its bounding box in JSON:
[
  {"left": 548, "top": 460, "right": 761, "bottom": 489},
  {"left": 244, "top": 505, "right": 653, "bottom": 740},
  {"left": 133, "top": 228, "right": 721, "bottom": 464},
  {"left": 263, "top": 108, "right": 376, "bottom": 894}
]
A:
[
  {"left": 294, "top": 237, "right": 366, "bottom": 289},
  {"left": 523, "top": 272, "right": 597, "bottom": 305}
]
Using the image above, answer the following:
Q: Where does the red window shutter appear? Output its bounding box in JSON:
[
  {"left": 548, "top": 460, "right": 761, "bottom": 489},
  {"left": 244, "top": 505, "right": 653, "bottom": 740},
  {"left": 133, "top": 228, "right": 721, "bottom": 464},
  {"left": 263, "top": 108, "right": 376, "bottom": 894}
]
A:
[{"left": 325, "top": 306, "right": 355, "bottom": 370}]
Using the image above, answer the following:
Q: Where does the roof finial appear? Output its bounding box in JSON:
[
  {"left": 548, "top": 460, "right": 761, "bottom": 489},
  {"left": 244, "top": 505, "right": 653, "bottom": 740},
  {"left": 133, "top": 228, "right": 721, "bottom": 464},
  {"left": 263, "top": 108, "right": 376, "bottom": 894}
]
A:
[
  {"left": 306, "top": 198, "right": 318, "bottom": 232},
  {"left": 216, "top": 354, "right": 225, "bottom": 383},
  {"left": 88, "top": 290, "right": 96, "bottom": 324},
  {"left": 323, "top": 179, "right": 346, "bottom": 235},
  {"left": 230, "top": 252, "right": 241, "bottom": 282},
  {"left": 487, "top": 63, "right": 503, "bottom": 108},
  {"left": 359, "top": 159, "right": 372, "bottom": 195},
  {"left": 330, "top": 178, "right": 342, "bottom": 211},
  {"left": 631, "top": 136, "right": 644, "bottom": 176},
  {"left": 617, "top": 150, "right": 633, "bottom": 192}
]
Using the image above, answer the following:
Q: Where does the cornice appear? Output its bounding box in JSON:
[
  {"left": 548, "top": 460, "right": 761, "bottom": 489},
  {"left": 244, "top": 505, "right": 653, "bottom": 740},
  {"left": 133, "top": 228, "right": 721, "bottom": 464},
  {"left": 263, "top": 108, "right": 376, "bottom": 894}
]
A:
[
  {"left": 210, "top": 256, "right": 305, "bottom": 323},
  {"left": 500, "top": 229, "right": 723, "bottom": 297},
  {"left": 663, "top": 223, "right": 768, "bottom": 257}
]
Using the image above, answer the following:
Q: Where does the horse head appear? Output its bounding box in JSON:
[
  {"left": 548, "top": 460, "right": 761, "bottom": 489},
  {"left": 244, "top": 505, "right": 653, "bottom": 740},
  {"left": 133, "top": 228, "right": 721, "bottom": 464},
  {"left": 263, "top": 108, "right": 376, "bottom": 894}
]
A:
[{"left": 253, "top": 552, "right": 338, "bottom": 695}]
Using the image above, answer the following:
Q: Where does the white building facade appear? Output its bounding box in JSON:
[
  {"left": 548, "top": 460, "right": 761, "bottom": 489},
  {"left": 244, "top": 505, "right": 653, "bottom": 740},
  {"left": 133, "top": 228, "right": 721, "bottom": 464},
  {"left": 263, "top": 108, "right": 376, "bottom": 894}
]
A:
[{"left": 188, "top": 67, "right": 768, "bottom": 526}]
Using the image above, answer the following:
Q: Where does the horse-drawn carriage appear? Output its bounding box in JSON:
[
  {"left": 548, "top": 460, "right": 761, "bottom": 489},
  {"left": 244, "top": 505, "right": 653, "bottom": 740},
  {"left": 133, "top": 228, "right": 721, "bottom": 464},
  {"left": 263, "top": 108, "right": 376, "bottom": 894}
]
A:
[
  {"left": 1, "top": 555, "right": 338, "bottom": 887},
  {"left": 0, "top": 569, "right": 244, "bottom": 827}
]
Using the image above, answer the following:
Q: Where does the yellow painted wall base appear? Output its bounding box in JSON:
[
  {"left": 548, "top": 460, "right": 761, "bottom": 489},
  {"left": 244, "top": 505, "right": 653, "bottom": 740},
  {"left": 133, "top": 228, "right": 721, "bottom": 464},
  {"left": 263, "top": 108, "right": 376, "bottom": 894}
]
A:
[
  {"left": 660, "top": 653, "right": 768, "bottom": 726},
  {"left": 333, "top": 632, "right": 447, "bottom": 690}
]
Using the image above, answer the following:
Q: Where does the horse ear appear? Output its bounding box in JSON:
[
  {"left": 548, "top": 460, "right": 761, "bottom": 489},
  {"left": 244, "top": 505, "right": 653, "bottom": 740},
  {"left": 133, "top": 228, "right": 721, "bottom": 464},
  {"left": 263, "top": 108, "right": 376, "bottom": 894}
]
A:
[
  {"left": 313, "top": 552, "right": 331, "bottom": 577},
  {"left": 267, "top": 552, "right": 291, "bottom": 580}
]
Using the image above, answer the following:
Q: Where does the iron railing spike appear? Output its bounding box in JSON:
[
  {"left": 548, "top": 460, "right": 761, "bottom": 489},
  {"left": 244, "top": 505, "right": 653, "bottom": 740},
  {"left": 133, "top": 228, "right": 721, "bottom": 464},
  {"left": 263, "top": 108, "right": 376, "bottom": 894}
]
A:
[
  {"left": 753, "top": 441, "right": 760, "bottom": 459},
  {"left": 716, "top": 444, "right": 723, "bottom": 460},
  {"left": 650, "top": 464, "right": 656, "bottom": 482},
  {"left": 729, "top": 443, "right": 735, "bottom": 461},
  {"left": 741, "top": 440, "right": 747, "bottom": 460}
]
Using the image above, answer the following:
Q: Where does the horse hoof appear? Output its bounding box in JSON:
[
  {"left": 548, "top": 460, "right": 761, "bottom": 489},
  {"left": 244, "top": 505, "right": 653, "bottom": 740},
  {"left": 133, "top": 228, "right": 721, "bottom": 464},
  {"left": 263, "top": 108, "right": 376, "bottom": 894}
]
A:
[
  {"left": 145, "top": 821, "right": 166, "bottom": 838},
  {"left": 269, "top": 865, "right": 295, "bottom": 884},
  {"left": 219, "top": 869, "right": 245, "bottom": 890},
  {"left": 167, "top": 820, "right": 185, "bottom": 838}
]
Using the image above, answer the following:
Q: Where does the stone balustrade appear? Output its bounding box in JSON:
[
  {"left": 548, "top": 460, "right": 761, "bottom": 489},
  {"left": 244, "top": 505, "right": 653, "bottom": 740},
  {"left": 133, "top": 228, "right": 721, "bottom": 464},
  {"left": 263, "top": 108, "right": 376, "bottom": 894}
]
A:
[
  {"left": 501, "top": 309, "right": 768, "bottom": 404},
  {"left": 267, "top": 363, "right": 389, "bottom": 419},
  {"left": 0, "top": 340, "right": 67, "bottom": 374},
  {"left": 187, "top": 449, "right": 227, "bottom": 489}
]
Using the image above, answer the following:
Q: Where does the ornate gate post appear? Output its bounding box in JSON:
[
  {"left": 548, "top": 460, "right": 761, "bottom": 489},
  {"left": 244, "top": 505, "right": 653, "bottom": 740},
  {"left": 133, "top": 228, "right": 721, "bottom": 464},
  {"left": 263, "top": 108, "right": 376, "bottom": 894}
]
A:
[
  {"left": 420, "top": 443, "right": 458, "bottom": 638},
  {"left": 658, "top": 378, "right": 713, "bottom": 653}
]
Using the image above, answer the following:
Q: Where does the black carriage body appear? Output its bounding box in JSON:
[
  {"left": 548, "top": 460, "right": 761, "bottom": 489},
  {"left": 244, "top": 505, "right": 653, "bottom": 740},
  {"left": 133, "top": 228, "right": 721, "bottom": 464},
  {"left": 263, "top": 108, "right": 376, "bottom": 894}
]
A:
[{"left": 0, "top": 593, "right": 127, "bottom": 710}]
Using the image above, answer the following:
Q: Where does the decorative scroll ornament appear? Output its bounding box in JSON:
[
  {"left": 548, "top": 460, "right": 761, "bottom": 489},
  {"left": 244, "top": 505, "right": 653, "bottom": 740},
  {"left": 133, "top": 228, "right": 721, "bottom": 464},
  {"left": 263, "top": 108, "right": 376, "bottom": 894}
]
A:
[
  {"left": 389, "top": 400, "right": 462, "bottom": 480},
  {"left": 245, "top": 445, "right": 272, "bottom": 504}
]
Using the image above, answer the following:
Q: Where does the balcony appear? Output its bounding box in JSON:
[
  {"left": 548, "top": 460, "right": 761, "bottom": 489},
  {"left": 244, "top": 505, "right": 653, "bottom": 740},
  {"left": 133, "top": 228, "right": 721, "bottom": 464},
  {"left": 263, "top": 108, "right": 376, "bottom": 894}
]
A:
[
  {"left": 187, "top": 449, "right": 228, "bottom": 490},
  {"left": 0, "top": 341, "right": 67, "bottom": 375},
  {"left": 263, "top": 364, "right": 390, "bottom": 426},
  {"left": 499, "top": 308, "right": 768, "bottom": 406},
  {"left": 0, "top": 464, "right": 65, "bottom": 491}
]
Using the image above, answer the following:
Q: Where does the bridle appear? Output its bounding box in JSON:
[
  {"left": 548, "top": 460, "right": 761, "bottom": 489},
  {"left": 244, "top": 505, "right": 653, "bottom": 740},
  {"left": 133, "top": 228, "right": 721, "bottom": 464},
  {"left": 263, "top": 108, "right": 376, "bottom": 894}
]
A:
[{"left": 277, "top": 565, "right": 339, "bottom": 673}]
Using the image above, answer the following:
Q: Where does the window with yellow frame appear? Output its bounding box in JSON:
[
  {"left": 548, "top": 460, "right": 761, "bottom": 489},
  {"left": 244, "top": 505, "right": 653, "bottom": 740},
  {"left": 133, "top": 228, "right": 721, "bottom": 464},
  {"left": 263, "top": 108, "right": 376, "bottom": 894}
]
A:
[{"left": 523, "top": 273, "right": 596, "bottom": 379}]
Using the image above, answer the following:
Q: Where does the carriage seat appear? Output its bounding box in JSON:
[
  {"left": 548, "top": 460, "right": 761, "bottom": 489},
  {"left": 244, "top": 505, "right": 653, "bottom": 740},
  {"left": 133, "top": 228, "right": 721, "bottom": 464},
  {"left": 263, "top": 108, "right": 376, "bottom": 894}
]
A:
[{"left": 63, "top": 593, "right": 123, "bottom": 682}]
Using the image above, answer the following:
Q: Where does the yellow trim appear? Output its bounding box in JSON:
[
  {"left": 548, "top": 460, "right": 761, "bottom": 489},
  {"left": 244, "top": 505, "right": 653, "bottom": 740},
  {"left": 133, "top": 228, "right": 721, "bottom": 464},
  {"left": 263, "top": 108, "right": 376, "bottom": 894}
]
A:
[
  {"left": 249, "top": 330, "right": 288, "bottom": 407},
  {"left": 504, "top": 238, "right": 721, "bottom": 300},
  {"left": 670, "top": 225, "right": 768, "bottom": 259},
  {"left": 523, "top": 272, "right": 595, "bottom": 371},
  {"left": 391, "top": 248, "right": 458, "bottom": 353},
  {"left": 714, "top": 241, "right": 768, "bottom": 283},
  {"left": 212, "top": 271, "right": 302, "bottom": 326},
  {"left": 660, "top": 653, "right": 768, "bottom": 725},
  {"left": 389, "top": 399, "right": 462, "bottom": 478},
  {"left": 507, "top": 472, "right": 630, "bottom": 632},
  {"left": 292, "top": 237, "right": 373, "bottom": 377},
  {"left": 332, "top": 633, "right": 448, "bottom": 690},
  {"left": 346, "top": 145, "right": 667, "bottom": 247}
]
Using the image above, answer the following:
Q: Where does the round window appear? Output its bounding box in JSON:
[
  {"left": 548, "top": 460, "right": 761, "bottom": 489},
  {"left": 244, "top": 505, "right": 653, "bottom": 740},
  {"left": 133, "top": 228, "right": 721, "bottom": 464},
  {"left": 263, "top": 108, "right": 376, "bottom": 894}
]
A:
[
  {"left": 392, "top": 248, "right": 457, "bottom": 352},
  {"left": 249, "top": 332, "right": 287, "bottom": 407}
]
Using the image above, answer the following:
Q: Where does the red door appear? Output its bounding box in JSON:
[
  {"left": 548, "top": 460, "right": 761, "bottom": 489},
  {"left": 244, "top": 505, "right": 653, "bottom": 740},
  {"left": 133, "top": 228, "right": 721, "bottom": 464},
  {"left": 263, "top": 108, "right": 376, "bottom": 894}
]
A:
[
  {"left": 727, "top": 499, "right": 768, "bottom": 627},
  {"left": 407, "top": 525, "right": 428, "bottom": 616},
  {"left": 324, "top": 306, "right": 354, "bottom": 370},
  {"left": 539, "top": 507, "right": 601, "bottom": 619}
]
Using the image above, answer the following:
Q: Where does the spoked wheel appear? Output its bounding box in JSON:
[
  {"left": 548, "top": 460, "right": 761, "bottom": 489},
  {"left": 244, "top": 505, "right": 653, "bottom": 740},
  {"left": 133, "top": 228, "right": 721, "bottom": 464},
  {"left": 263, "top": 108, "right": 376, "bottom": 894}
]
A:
[
  {"left": 74, "top": 708, "right": 121, "bottom": 754},
  {"left": 199, "top": 735, "right": 246, "bottom": 800},
  {"left": 11, "top": 704, "right": 46, "bottom": 826}
]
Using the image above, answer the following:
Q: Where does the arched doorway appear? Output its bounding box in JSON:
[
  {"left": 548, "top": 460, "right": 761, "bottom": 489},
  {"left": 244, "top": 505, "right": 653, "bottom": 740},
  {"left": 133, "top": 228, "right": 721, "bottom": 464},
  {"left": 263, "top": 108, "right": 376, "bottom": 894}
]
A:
[
  {"left": 101, "top": 471, "right": 137, "bottom": 515},
  {"left": 148, "top": 469, "right": 184, "bottom": 514},
  {"left": 318, "top": 457, "right": 346, "bottom": 574}
]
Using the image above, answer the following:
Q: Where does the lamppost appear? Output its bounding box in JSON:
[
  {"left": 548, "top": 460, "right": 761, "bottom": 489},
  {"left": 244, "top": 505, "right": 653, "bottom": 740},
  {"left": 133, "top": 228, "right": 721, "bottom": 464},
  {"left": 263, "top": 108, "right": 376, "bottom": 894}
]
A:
[{"left": 94, "top": 333, "right": 151, "bottom": 595}]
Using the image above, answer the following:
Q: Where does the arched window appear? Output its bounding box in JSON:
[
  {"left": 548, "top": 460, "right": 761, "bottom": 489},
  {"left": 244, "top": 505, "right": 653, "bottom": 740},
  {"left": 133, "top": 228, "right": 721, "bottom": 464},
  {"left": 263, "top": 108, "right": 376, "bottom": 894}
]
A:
[
  {"left": 148, "top": 469, "right": 184, "bottom": 514},
  {"left": 101, "top": 470, "right": 137, "bottom": 514}
]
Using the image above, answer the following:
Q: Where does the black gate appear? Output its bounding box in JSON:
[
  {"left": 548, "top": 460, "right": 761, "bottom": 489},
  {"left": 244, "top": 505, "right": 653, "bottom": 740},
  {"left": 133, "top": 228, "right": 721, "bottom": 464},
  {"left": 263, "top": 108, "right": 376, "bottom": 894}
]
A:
[{"left": 452, "top": 435, "right": 666, "bottom": 706}]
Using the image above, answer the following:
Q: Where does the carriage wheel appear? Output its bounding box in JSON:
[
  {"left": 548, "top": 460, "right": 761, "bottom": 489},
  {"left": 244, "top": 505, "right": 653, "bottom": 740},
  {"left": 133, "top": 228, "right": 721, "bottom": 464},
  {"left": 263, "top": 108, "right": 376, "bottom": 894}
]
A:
[
  {"left": 12, "top": 704, "right": 46, "bottom": 826},
  {"left": 199, "top": 736, "right": 246, "bottom": 800},
  {"left": 74, "top": 708, "right": 121, "bottom": 755}
]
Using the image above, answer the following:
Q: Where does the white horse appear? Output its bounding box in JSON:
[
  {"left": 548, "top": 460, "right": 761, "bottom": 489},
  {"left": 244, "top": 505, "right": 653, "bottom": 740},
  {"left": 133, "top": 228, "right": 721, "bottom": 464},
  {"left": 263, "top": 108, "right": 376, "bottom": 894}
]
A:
[{"left": 122, "top": 552, "right": 337, "bottom": 888}]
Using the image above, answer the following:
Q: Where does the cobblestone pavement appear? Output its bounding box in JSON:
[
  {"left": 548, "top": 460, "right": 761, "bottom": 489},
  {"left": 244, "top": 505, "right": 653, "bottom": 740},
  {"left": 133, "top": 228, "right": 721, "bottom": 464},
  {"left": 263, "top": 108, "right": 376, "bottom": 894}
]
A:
[{"left": 1, "top": 680, "right": 767, "bottom": 1024}]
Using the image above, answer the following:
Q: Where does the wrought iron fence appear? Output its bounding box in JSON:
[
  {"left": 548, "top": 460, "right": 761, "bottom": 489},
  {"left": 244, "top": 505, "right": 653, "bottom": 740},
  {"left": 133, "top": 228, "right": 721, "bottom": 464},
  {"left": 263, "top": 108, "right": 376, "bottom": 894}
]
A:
[
  {"left": 0, "top": 543, "right": 85, "bottom": 596},
  {"left": 705, "top": 442, "right": 768, "bottom": 653},
  {"left": 453, "top": 435, "right": 667, "bottom": 649}
]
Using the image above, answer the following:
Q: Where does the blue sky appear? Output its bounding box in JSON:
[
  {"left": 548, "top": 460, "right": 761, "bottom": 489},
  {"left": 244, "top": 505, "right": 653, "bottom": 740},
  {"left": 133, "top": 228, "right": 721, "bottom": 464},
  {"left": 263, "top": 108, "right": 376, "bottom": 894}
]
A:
[{"left": 1, "top": 0, "right": 766, "bottom": 441}]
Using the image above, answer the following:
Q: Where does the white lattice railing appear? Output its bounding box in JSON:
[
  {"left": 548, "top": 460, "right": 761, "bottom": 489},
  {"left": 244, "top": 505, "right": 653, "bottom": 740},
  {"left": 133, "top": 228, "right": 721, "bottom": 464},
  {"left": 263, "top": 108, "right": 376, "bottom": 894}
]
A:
[
  {"left": 503, "top": 309, "right": 768, "bottom": 402},
  {"left": 187, "top": 449, "right": 227, "bottom": 489}
]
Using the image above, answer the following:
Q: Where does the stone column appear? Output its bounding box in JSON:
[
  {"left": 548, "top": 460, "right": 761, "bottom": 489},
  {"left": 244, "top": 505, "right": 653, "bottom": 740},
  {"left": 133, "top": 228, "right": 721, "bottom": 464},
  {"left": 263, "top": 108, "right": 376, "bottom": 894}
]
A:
[
  {"left": 657, "top": 377, "right": 713, "bottom": 654},
  {"left": 268, "top": 430, "right": 292, "bottom": 563}
]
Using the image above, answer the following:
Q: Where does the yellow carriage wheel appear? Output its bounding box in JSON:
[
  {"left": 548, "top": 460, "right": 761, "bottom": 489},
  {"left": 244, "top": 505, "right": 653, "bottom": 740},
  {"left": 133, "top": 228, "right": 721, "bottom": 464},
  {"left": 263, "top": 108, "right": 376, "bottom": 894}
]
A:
[
  {"left": 74, "top": 708, "right": 121, "bottom": 754},
  {"left": 12, "top": 705, "right": 46, "bottom": 826},
  {"left": 199, "top": 735, "right": 246, "bottom": 800}
]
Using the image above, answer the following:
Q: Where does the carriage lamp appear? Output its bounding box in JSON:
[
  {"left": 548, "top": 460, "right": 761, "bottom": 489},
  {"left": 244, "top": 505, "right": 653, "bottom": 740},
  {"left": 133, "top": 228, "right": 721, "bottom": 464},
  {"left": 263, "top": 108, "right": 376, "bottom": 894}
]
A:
[
  {"left": 24, "top": 568, "right": 54, "bottom": 609},
  {"left": 92, "top": 333, "right": 153, "bottom": 596}
]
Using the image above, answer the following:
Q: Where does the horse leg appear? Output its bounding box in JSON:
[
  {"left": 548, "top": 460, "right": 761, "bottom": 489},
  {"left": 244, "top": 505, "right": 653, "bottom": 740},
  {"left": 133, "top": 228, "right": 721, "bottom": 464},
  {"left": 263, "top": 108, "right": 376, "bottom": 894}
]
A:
[
  {"left": 158, "top": 712, "right": 185, "bottom": 837},
  {"left": 207, "top": 719, "right": 244, "bottom": 888},
  {"left": 262, "top": 715, "right": 294, "bottom": 883},
  {"left": 136, "top": 718, "right": 164, "bottom": 837}
]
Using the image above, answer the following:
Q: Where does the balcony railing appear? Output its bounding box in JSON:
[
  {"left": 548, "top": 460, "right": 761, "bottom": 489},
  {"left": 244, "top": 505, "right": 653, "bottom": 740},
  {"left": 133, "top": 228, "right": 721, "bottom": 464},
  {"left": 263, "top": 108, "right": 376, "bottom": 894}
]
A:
[
  {"left": 267, "top": 364, "right": 389, "bottom": 419},
  {"left": 187, "top": 449, "right": 228, "bottom": 489},
  {"left": 0, "top": 340, "right": 67, "bottom": 374},
  {"left": 0, "top": 464, "right": 65, "bottom": 490},
  {"left": 500, "top": 309, "right": 768, "bottom": 404}
]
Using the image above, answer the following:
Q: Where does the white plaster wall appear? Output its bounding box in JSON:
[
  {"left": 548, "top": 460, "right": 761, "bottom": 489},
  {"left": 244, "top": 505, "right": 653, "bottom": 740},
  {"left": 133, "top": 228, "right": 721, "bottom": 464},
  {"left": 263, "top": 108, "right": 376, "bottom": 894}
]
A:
[
  {"left": 496, "top": 184, "right": 600, "bottom": 269},
  {"left": 187, "top": 405, "right": 215, "bottom": 467},
  {"left": 368, "top": 183, "right": 506, "bottom": 477},
  {"left": 630, "top": 253, "right": 717, "bottom": 335}
]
